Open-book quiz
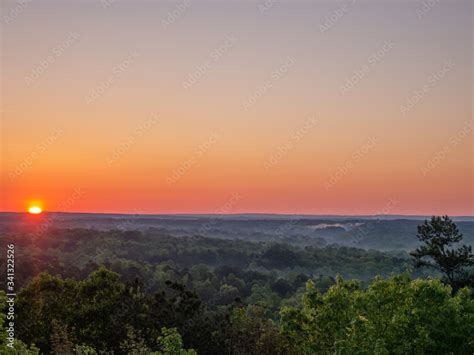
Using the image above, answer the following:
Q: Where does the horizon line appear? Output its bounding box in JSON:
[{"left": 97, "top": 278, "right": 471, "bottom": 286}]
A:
[{"left": 1, "top": 211, "right": 473, "bottom": 218}]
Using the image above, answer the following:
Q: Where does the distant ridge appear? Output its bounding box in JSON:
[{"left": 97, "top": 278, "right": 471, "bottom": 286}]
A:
[{"left": 1, "top": 211, "right": 473, "bottom": 222}]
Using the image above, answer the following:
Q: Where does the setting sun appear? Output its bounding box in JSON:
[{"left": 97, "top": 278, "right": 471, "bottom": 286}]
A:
[{"left": 28, "top": 206, "right": 43, "bottom": 214}]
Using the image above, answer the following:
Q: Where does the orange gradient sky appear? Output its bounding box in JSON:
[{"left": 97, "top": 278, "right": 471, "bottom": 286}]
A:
[{"left": 1, "top": 0, "right": 473, "bottom": 215}]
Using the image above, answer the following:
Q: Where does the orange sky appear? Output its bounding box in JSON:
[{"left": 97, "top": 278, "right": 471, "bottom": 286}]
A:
[{"left": 1, "top": 1, "right": 473, "bottom": 215}]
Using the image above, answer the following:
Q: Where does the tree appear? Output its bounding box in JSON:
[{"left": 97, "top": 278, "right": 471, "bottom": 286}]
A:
[
  {"left": 15, "top": 273, "right": 78, "bottom": 352},
  {"left": 156, "top": 327, "right": 196, "bottom": 355},
  {"left": 271, "top": 278, "right": 295, "bottom": 297},
  {"left": 259, "top": 244, "right": 300, "bottom": 269},
  {"left": 119, "top": 326, "right": 151, "bottom": 354},
  {"left": 410, "top": 216, "right": 474, "bottom": 292},
  {"left": 50, "top": 320, "right": 73, "bottom": 354},
  {"left": 226, "top": 306, "right": 293, "bottom": 354},
  {"left": 281, "top": 274, "right": 474, "bottom": 354},
  {"left": 74, "top": 267, "right": 126, "bottom": 352},
  {"left": 0, "top": 291, "right": 40, "bottom": 354}
]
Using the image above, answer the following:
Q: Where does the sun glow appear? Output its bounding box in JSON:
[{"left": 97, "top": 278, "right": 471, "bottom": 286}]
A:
[{"left": 28, "top": 206, "right": 43, "bottom": 214}]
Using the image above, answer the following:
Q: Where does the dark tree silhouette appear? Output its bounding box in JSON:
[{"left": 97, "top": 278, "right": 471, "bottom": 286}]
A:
[{"left": 411, "top": 216, "right": 474, "bottom": 293}]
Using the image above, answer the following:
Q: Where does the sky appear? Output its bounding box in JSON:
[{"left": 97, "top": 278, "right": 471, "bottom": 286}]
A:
[{"left": 1, "top": 0, "right": 473, "bottom": 215}]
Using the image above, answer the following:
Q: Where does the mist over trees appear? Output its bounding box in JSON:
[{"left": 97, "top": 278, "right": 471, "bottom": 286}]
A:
[{"left": 0, "top": 216, "right": 473, "bottom": 353}]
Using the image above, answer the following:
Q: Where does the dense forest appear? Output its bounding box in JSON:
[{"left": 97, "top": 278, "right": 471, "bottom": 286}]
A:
[
  {"left": 2, "top": 213, "right": 473, "bottom": 251},
  {"left": 0, "top": 215, "right": 473, "bottom": 353}
]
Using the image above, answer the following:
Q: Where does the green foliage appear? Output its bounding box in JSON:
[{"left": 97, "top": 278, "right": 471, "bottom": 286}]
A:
[
  {"left": 246, "top": 284, "right": 281, "bottom": 316},
  {"left": 15, "top": 273, "right": 78, "bottom": 351},
  {"left": 50, "top": 320, "right": 74, "bottom": 354},
  {"left": 73, "top": 344, "right": 98, "bottom": 354},
  {"left": 74, "top": 267, "right": 125, "bottom": 351},
  {"left": 226, "top": 306, "right": 294, "bottom": 354},
  {"left": 411, "top": 216, "right": 474, "bottom": 292},
  {"left": 281, "top": 274, "right": 474, "bottom": 354},
  {"left": 119, "top": 326, "right": 152, "bottom": 354},
  {"left": 14, "top": 267, "right": 218, "bottom": 353},
  {"left": 259, "top": 244, "right": 302, "bottom": 268},
  {"left": 2, "top": 219, "right": 472, "bottom": 354},
  {"left": 157, "top": 327, "right": 196, "bottom": 355},
  {"left": 0, "top": 228, "right": 412, "bottom": 295},
  {"left": 0, "top": 291, "right": 40, "bottom": 354}
]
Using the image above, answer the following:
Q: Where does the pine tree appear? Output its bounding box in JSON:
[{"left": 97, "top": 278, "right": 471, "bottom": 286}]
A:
[{"left": 411, "top": 216, "right": 474, "bottom": 293}]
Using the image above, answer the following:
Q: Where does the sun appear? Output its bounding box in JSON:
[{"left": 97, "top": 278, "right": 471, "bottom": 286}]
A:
[{"left": 28, "top": 206, "right": 43, "bottom": 214}]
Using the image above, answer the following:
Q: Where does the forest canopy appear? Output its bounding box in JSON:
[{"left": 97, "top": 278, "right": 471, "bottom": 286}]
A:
[{"left": 0, "top": 216, "right": 473, "bottom": 354}]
